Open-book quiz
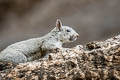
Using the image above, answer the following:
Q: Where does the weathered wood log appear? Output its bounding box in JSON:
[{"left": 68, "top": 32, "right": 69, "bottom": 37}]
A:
[{"left": 1, "top": 35, "right": 120, "bottom": 80}]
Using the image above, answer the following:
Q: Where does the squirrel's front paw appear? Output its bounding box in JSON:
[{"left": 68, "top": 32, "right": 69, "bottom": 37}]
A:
[
  {"left": 51, "top": 48, "right": 60, "bottom": 53},
  {"left": 55, "top": 48, "right": 61, "bottom": 52},
  {"left": 53, "top": 48, "right": 62, "bottom": 53},
  {"left": 47, "top": 48, "right": 60, "bottom": 53}
]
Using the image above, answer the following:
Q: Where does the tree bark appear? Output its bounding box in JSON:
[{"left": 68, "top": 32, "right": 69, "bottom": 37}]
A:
[{"left": 0, "top": 35, "right": 120, "bottom": 80}]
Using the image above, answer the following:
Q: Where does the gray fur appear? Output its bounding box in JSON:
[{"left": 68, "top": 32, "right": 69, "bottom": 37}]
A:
[{"left": 0, "top": 19, "right": 79, "bottom": 63}]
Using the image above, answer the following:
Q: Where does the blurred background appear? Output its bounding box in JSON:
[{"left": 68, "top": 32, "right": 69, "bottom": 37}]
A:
[{"left": 0, "top": 0, "right": 120, "bottom": 51}]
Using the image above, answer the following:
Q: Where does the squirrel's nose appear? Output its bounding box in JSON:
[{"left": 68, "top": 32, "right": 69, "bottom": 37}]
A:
[{"left": 76, "top": 34, "right": 79, "bottom": 38}]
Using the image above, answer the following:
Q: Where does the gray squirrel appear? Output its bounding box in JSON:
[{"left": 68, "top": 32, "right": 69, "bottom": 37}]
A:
[{"left": 0, "top": 19, "right": 79, "bottom": 63}]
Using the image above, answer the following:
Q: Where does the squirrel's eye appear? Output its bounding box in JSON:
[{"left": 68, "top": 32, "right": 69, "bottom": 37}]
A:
[{"left": 66, "top": 29, "right": 71, "bottom": 32}]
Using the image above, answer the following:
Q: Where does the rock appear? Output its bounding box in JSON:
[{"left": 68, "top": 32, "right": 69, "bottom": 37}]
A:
[{"left": 1, "top": 35, "right": 120, "bottom": 79}]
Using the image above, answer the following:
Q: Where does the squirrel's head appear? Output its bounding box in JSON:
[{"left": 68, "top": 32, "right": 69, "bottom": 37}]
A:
[{"left": 52, "top": 19, "right": 79, "bottom": 43}]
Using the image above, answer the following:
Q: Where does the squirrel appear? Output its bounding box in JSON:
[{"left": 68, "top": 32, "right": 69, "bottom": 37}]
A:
[{"left": 0, "top": 19, "right": 79, "bottom": 63}]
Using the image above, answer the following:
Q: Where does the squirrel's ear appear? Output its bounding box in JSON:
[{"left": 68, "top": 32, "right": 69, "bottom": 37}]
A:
[{"left": 56, "top": 19, "right": 62, "bottom": 31}]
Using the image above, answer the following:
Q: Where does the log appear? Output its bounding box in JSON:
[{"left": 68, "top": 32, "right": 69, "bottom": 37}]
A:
[{"left": 0, "top": 35, "right": 120, "bottom": 80}]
